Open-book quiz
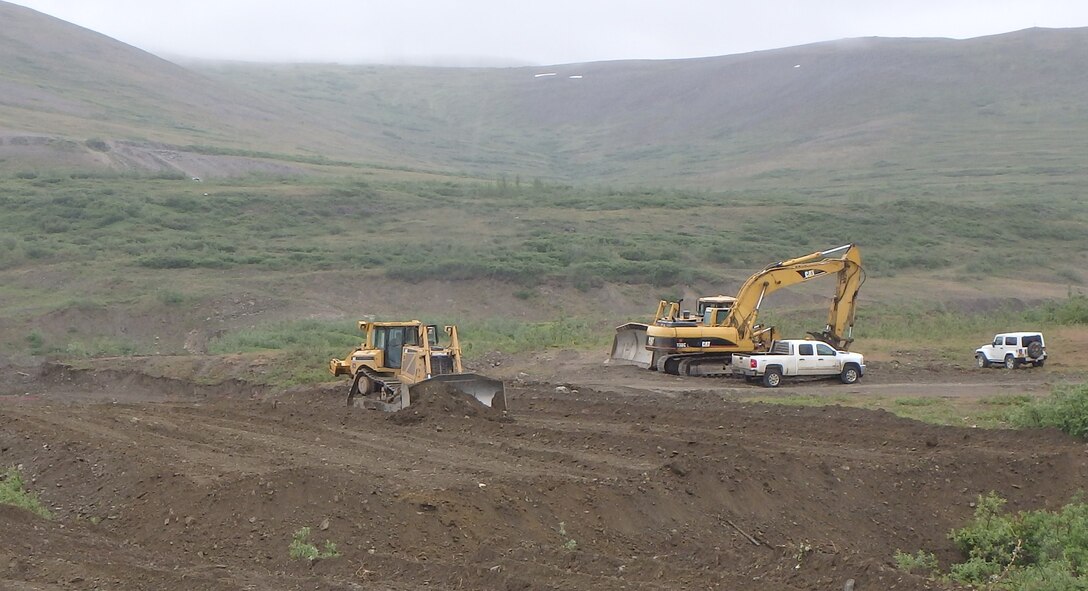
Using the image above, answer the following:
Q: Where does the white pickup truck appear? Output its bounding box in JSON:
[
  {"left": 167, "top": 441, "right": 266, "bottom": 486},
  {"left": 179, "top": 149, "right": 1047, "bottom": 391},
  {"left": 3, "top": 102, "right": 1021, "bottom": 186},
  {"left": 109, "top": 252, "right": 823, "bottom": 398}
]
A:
[{"left": 732, "top": 339, "right": 865, "bottom": 387}]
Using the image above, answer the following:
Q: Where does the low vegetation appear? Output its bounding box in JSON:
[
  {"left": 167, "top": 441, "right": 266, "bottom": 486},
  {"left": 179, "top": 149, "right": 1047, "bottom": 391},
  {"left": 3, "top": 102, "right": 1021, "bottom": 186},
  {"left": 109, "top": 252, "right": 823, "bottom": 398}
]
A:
[
  {"left": 0, "top": 467, "right": 53, "bottom": 519},
  {"left": 747, "top": 380, "right": 1088, "bottom": 434},
  {"left": 1009, "top": 384, "right": 1088, "bottom": 439},
  {"left": 2, "top": 173, "right": 1088, "bottom": 410},
  {"left": 288, "top": 527, "right": 340, "bottom": 561},
  {"left": 896, "top": 492, "right": 1088, "bottom": 589},
  {"left": 1, "top": 174, "right": 1086, "bottom": 287}
]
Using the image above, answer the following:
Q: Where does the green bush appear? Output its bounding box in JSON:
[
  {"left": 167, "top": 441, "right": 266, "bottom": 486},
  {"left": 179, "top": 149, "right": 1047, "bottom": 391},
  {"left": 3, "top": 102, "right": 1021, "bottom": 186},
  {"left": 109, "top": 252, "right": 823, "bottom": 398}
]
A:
[
  {"left": 1035, "top": 295, "right": 1088, "bottom": 325},
  {"left": 25, "top": 332, "right": 47, "bottom": 355},
  {"left": 894, "top": 549, "right": 939, "bottom": 576},
  {"left": 898, "top": 492, "right": 1088, "bottom": 589},
  {"left": 1010, "top": 384, "right": 1088, "bottom": 439}
]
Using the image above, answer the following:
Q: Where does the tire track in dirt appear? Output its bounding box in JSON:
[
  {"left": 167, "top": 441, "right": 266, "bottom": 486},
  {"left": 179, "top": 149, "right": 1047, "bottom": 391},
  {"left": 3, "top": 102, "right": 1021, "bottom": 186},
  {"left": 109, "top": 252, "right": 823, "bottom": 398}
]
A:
[{"left": 4, "top": 363, "right": 1088, "bottom": 590}]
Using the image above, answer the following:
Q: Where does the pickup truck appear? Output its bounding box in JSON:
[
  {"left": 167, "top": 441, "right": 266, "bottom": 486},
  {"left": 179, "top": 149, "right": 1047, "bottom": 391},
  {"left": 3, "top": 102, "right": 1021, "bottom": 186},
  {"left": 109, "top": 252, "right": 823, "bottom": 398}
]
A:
[{"left": 732, "top": 339, "right": 865, "bottom": 387}]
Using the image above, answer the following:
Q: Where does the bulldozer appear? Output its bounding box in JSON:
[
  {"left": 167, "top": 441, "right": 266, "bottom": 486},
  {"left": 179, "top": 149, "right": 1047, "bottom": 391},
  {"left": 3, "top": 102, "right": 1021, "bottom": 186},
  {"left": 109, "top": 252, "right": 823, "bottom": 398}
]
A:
[
  {"left": 609, "top": 243, "right": 865, "bottom": 376},
  {"left": 330, "top": 320, "right": 506, "bottom": 412}
]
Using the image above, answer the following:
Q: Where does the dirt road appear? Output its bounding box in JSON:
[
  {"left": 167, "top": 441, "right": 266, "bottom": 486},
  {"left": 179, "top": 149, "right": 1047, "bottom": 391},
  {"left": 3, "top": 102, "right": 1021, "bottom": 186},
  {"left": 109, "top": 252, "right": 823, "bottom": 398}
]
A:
[{"left": 2, "top": 357, "right": 1086, "bottom": 590}]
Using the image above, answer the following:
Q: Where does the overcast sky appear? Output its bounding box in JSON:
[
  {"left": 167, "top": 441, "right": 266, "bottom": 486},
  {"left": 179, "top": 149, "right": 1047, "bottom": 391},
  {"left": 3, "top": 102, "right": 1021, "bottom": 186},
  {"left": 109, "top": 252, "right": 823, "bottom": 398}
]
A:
[{"left": 10, "top": 0, "right": 1088, "bottom": 66}]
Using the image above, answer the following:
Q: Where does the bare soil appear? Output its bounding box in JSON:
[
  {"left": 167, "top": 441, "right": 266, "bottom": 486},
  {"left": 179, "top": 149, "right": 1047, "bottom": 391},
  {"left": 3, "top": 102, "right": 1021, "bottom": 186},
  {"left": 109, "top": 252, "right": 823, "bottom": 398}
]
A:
[{"left": 2, "top": 355, "right": 1086, "bottom": 591}]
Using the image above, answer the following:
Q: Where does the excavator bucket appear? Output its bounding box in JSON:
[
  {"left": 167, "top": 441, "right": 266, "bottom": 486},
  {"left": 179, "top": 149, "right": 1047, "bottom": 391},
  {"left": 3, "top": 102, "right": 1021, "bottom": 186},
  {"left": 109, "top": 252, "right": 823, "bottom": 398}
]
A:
[{"left": 608, "top": 322, "right": 654, "bottom": 368}]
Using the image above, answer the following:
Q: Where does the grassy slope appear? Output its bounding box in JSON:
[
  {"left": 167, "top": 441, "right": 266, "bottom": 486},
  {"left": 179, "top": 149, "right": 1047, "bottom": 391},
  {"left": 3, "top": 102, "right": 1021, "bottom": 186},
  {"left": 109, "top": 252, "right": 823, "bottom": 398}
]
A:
[
  {"left": 1, "top": 5, "right": 1087, "bottom": 397},
  {"left": 1, "top": 173, "right": 1085, "bottom": 357}
]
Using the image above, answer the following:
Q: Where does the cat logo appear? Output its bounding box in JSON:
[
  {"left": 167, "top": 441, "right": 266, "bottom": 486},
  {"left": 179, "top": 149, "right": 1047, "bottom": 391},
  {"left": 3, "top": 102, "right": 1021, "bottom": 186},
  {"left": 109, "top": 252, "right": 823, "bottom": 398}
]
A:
[{"left": 799, "top": 269, "right": 825, "bottom": 279}]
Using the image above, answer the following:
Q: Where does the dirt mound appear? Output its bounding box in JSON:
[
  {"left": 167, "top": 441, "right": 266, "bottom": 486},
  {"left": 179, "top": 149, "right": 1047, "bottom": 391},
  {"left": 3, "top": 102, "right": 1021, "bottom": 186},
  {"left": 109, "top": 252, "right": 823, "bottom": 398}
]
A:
[
  {"left": 31, "top": 361, "right": 269, "bottom": 403},
  {"left": 388, "top": 379, "right": 510, "bottom": 425}
]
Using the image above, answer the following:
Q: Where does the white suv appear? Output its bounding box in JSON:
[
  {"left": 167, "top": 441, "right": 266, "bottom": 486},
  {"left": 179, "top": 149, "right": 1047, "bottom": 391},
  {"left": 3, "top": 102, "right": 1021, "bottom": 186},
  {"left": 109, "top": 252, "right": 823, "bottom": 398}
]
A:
[{"left": 975, "top": 332, "right": 1047, "bottom": 369}]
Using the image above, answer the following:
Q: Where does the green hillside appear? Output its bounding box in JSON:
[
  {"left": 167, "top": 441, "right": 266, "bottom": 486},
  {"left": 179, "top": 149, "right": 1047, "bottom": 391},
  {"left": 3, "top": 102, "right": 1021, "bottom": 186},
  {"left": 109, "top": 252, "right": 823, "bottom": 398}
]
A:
[
  {"left": 189, "top": 29, "right": 1088, "bottom": 188},
  {"left": 2, "top": 0, "right": 1087, "bottom": 188},
  {"left": 2, "top": 2, "right": 1087, "bottom": 370}
]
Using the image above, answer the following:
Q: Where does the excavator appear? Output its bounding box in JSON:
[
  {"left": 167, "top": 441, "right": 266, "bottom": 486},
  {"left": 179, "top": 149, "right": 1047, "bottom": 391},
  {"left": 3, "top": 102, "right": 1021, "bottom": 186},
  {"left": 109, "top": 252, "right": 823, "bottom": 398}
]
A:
[
  {"left": 330, "top": 320, "right": 506, "bottom": 412},
  {"left": 609, "top": 243, "right": 865, "bottom": 376}
]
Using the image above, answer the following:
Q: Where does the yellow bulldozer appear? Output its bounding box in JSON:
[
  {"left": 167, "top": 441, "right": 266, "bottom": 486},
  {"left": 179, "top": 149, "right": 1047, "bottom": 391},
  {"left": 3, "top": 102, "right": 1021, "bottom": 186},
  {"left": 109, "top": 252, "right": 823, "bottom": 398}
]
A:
[
  {"left": 330, "top": 320, "right": 506, "bottom": 412},
  {"left": 610, "top": 243, "right": 865, "bottom": 376}
]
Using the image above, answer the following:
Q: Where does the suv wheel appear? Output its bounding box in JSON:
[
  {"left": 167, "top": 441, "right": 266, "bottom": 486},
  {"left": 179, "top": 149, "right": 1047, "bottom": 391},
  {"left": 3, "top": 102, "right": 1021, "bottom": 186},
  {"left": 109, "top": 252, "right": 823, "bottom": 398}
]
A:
[
  {"left": 1034, "top": 359, "right": 1045, "bottom": 368},
  {"left": 1004, "top": 355, "right": 1020, "bottom": 370},
  {"left": 976, "top": 354, "right": 990, "bottom": 369}
]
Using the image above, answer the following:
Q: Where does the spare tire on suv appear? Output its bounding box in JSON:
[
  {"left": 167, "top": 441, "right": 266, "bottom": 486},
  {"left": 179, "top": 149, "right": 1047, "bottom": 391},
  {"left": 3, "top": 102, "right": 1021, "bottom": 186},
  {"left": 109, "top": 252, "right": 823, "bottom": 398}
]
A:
[{"left": 1026, "top": 340, "right": 1044, "bottom": 360}]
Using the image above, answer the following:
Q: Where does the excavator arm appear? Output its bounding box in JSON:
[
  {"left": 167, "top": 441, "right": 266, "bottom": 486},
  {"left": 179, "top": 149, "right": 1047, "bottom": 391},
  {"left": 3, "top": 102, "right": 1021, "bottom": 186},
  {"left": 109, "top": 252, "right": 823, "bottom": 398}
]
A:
[
  {"left": 722, "top": 244, "right": 864, "bottom": 348},
  {"left": 810, "top": 250, "right": 865, "bottom": 349}
]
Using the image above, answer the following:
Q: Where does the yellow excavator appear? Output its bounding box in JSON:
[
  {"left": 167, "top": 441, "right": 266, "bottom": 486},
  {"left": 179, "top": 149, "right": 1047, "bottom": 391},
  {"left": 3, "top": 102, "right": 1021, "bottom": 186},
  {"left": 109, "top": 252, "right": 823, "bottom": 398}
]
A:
[
  {"left": 609, "top": 243, "right": 865, "bottom": 376},
  {"left": 330, "top": 320, "right": 506, "bottom": 412}
]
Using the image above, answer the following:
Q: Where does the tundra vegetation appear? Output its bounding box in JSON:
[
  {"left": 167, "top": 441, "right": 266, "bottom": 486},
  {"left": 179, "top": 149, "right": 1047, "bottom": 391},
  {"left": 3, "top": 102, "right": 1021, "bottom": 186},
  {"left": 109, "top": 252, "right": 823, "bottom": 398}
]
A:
[
  {"left": 896, "top": 492, "right": 1088, "bottom": 589},
  {"left": 3, "top": 172, "right": 1088, "bottom": 427}
]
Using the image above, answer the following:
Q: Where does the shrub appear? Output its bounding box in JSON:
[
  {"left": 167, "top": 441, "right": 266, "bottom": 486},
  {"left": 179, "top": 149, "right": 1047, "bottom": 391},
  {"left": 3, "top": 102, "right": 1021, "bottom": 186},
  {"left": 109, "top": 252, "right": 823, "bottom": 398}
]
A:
[
  {"left": 157, "top": 290, "right": 188, "bottom": 306},
  {"left": 1009, "top": 384, "right": 1088, "bottom": 439},
  {"left": 898, "top": 492, "right": 1088, "bottom": 589},
  {"left": 894, "top": 549, "right": 939, "bottom": 576},
  {"left": 85, "top": 138, "right": 110, "bottom": 152},
  {"left": 288, "top": 527, "right": 340, "bottom": 561},
  {"left": 25, "top": 332, "right": 46, "bottom": 355},
  {"left": 1035, "top": 294, "right": 1088, "bottom": 325}
]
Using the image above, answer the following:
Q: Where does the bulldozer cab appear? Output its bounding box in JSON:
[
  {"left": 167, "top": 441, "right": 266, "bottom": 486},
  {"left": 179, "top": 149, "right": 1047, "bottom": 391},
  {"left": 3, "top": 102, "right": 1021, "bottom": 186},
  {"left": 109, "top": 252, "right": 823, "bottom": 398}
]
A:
[{"left": 372, "top": 324, "right": 422, "bottom": 369}]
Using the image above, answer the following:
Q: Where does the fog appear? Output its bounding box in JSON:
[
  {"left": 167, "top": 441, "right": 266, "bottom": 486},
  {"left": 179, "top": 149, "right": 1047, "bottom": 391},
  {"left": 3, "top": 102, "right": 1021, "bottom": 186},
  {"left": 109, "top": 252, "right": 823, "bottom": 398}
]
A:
[{"left": 10, "top": 0, "right": 1088, "bottom": 65}]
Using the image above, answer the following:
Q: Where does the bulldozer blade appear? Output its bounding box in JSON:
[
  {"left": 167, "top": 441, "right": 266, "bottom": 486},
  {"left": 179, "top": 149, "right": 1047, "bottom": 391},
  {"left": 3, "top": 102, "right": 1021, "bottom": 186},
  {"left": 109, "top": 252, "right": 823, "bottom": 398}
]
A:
[
  {"left": 608, "top": 322, "right": 653, "bottom": 368},
  {"left": 406, "top": 373, "right": 508, "bottom": 412}
]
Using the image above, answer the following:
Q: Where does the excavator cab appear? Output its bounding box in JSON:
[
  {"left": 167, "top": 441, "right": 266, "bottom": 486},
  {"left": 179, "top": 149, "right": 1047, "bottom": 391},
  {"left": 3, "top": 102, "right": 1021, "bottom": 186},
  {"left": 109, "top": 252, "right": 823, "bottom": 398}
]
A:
[{"left": 697, "top": 296, "right": 735, "bottom": 326}]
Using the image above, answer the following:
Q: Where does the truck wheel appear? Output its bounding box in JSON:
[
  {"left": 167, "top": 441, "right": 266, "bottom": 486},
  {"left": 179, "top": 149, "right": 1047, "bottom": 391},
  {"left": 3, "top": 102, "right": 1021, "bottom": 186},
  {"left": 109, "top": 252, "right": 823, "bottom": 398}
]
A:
[
  {"left": 840, "top": 364, "right": 860, "bottom": 384},
  {"left": 762, "top": 367, "right": 783, "bottom": 388},
  {"left": 1004, "top": 355, "right": 1020, "bottom": 370},
  {"left": 976, "top": 355, "right": 990, "bottom": 369}
]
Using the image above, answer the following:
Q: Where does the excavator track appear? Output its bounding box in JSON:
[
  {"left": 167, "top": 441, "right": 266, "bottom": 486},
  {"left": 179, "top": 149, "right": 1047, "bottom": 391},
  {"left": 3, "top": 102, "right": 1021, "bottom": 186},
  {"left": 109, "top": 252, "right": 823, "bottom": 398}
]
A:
[{"left": 657, "top": 354, "right": 734, "bottom": 377}]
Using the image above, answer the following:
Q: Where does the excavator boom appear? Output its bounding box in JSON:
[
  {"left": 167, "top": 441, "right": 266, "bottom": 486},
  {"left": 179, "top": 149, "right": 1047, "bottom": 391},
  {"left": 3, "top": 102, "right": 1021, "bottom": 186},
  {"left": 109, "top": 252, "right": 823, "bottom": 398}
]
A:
[{"left": 724, "top": 244, "right": 863, "bottom": 345}]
